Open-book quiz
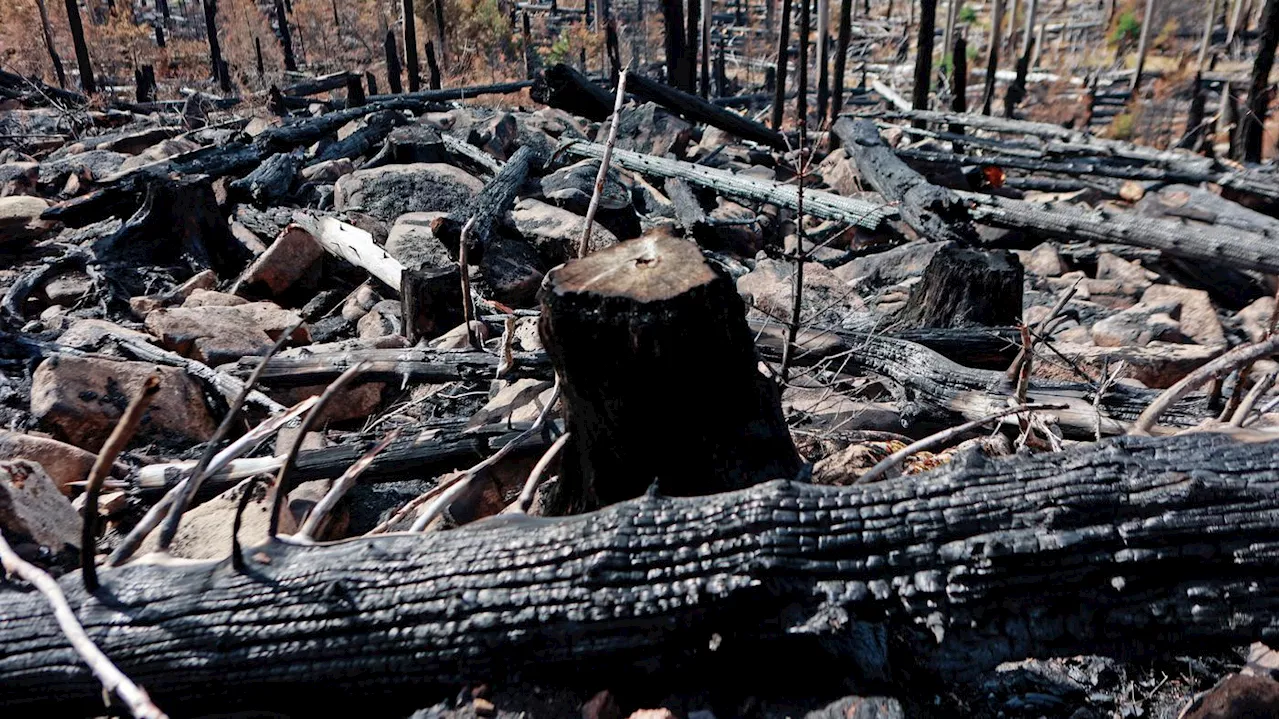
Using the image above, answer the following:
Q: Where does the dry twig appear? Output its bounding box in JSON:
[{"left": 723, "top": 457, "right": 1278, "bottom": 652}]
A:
[
  {"left": 295, "top": 429, "right": 402, "bottom": 541},
  {"left": 579, "top": 67, "right": 629, "bottom": 258},
  {"left": 459, "top": 216, "right": 478, "bottom": 349},
  {"left": 1231, "top": 370, "right": 1277, "bottom": 427},
  {"left": 82, "top": 370, "right": 162, "bottom": 592},
  {"left": 1131, "top": 336, "right": 1280, "bottom": 435},
  {"left": 512, "top": 431, "right": 571, "bottom": 514}
]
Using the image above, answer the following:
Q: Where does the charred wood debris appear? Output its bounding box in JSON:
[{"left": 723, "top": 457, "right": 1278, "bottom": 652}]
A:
[{"left": 0, "top": 4, "right": 1278, "bottom": 717}]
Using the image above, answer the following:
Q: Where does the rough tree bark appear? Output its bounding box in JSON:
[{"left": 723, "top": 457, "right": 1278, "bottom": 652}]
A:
[
  {"left": 1239, "top": 0, "right": 1278, "bottom": 162},
  {"left": 830, "top": 0, "right": 853, "bottom": 125},
  {"left": 980, "top": 0, "right": 1003, "bottom": 114},
  {"left": 662, "top": 0, "right": 687, "bottom": 90},
  {"left": 771, "top": 0, "right": 793, "bottom": 128},
  {"left": 911, "top": 0, "right": 938, "bottom": 126},
  {"left": 625, "top": 70, "right": 789, "bottom": 149},
  {"left": 894, "top": 243, "right": 1023, "bottom": 329},
  {"left": 64, "top": 0, "right": 95, "bottom": 94},
  {"left": 275, "top": 0, "right": 296, "bottom": 71},
  {"left": 538, "top": 235, "right": 801, "bottom": 513},
  {"left": 34, "top": 0, "right": 67, "bottom": 89},
  {"left": 404, "top": 0, "right": 421, "bottom": 92},
  {"left": 531, "top": 63, "right": 614, "bottom": 121},
  {"left": 0, "top": 434, "right": 1272, "bottom": 715},
  {"left": 832, "top": 117, "right": 978, "bottom": 244},
  {"left": 385, "top": 29, "right": 403, "bottom": 94},
  {"left": 202, "top": 0, "right": 224, "bottom": 80}
]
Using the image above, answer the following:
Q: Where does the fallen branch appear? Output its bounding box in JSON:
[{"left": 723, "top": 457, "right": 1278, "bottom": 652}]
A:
[{"left": 1131, "top": 336, "right": 1280, "bottom": 435}]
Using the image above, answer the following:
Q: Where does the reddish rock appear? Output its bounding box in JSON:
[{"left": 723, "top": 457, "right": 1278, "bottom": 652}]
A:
[
  {"left": 144, "top": 302, "right": 308, "bottom": 366},
  {"left": 233, "top": 226, "right": 326, "bottom": 296},
  {"left": 0, "top": 195, "right": 54, "bottom": 246},
  {"left": 129, "top": 269, "right": 218, "bottom": 318},
  {"left": 1141, "top": 284, "right": 1226, "bottom": 346},
  {"left": 182, "top": 289, "right": 249, "bottom": 307},
  {"left": 0, "top": 460, "right": 81, "bottom": 551},
  {"left": 30, "top": 356, "right": 215, "bottom": 451},
  {"left": 1236, "top": 296, "right": 1278, "bottom": 343},
  {"left": 1179, "top": 673, "right": 1278, "bottom": 719},
  {"left": 0, "top": 432, "right": 98, "bottom": 494}
]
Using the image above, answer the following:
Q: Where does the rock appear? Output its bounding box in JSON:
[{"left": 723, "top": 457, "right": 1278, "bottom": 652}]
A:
[
  {"left": 469, "top": 112, "right": 519, "bottom": 160},
  {"left": 817, "top": 147, "right": 861, "bottom": 195},
  {"left": 1141, "top": 284, "right": 1226, "bottom": 346},
  {"left": 709, "top": 199, "right": 763, "bottom": 256},
  {"left": 1090, "top": 302, "right": 1188, "bottom": 347},
  {"left": 0, "top": 195, "right": 53, "bottom": 245},
  {"left": 1095, "top": 252, "right": 1153, "bottom": 292},
  {"left": 1243, "top": 641, "right": 1279, "bottom": 679},
  {"left": 1236, "top": 296, "right": 1278, "bottom": 343},
  {"left": 834, "top": 241, "right": 943, "bottom": 289},
  {"left": 0, "top": 432, "right": 97, "bottom": 494},
  {"left": 42, "top": 271, "right": 92, "bottom": 306},
  {"left": 1014, "top": 243, "right": 1065, "bottom": 277},
  {"left": 116, "top": 137, "right": 201, "bottom": 173},
  {"left": 356, "top": 299, "right": 402, "bottom": 338},
  {"left": 38, "top": 149, "right": 127, "bottom": 186},
  {"left": 334, "top": 163, "right": 484, "bottom": 223},
  {"left": 300, "top": 158, "right": 355, "bottom": 183},
  {"left": 275, "top": 382, "right": 385, "bottom": 424},
  {"left": 804, "top": 696, "right": 904, "bottom": 719},
  {"left": 510, "top": 198, "right": 618, "bottom": 265},
  {"left": 30, "top": 356, "right": 215, "bottom": 451},
  {"left": 136, "top": 477, "right": 284, "bottom": 559},
  {"left": 386, "top": 212, "right": 456, "bottom": 271},
  {"left": 511, "top": 316, "right": 543, "bottom": 351},
  {"left": 739, "top": 258, "right": 867, "bottom": 326},
  {"left": 430, "top": 321, "right": 491, "bottom": 350},
  {"left": 607, "top": 102, "right": 692, "bottom": 157},
  {"left": 56, "top": 319, "right": 156, "bottom": 352},
  {"left": 342, "top": 285, "right": 382, "bottom": 322},
  {"left": 129, "top": 269, "right": 219, "bottom": 317},
  {"left": 627, "top": 711, "right": 677, "bottom": 719},
  {"left": 145, "top": 302, "right": 309, "bottom": 366},
  {"left": 233, "top": 226, "right": 325, "bottom": 296},
  {"left": 0, "top": 460, "right": 81, "bottom": 551},
  {"left": 466, "top": 378, "right": 556, "bottom": 429},
  {"left": 182, "top": 289, "right": 249, "bottom": 307},
  {"left": 581, "top": 690, "right": 619, "bottom": 719},
  {"left": 1178, "top": 673, "right": 1278, "bottom": 719},
  {"left": 0, "top": 161, "right": 39, "bottom": 196},
  {"left": 541, "top": 159, "right": 632, "bottom": 215}
]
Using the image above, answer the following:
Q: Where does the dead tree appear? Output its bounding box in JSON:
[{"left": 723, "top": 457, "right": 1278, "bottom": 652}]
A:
[
  {"left": 911, "top": 0, "right": 938, "bottom": 126},
  {"left": 796, "top": 0, "right": 810, "bottom": 127},
  {"left": 255, "top": 37, "right": 265, "bottom": 78},
  {"left": 685, "top": 0, "right": 701, "bottom": 93},
  {"left": 816, "top": 0, "right": 830, "bottom": 122},
  {"left": 404, "top": 0, "right": 422, "bottom": 92},
  {"left": 432, "top": 0, "right": 448, "bottom": 65},
  {"left": 0, "top": 434, "right": 1272, "bottom": 715},
  {"left": 425, "top": 40, "right": 442, "bottom": 90},
  {"left": 531, "top": 63, "right": 614, "bottom": 120},
  {"left": 1196, "top": 0, "right": 1220, "bottom": 71},
  {"left": 34, "top": 0, "right": 67, "bottom": 88},
  {"left": 1179, "top": 73, "right": 1208, "bottom": 152},
  {"left": 832, "top": 117, "right": 978, "bottom": 244},
  {"left": 202, "top": 0, "right": 224, "bottom": 80},
  {"left": 1129, "top": 0, "right": 1155, "bottom": 94},
  {"left": 770, "top": 0, "right": 793, "bottom": 128},
  {"left": 829, "top": 0, "right": 853, "bottom": 125},
  {"left": 1239, "top": 0, "right": 1278, "bottom": 162},
  {"left": 625, "top": 70, "right": 789, "bottom": 149},
  {"left": 385, "top": 30, "right": 403, "bottom": 94},
  {"left": 980, "top": 0, "right": 1003, "bottom": 114},
  {"left": 134, "top": 65, "right": 156, "bottom": 103},
  {"left": 275, "top": 0, "right": 297, "bottom": 71},
  {"left": 700, "top": 0, "right": 712, "bottom": 97},
  {"left": 949, "top": 34, "right": 967, "bottom": 142},
  {"left": 155, "top": 23, "right": 165, "bottom": 48},
  {"left": 64, "top": 0, "right": 95, "bottom": 94},
  {"left": 539, "top": 235, "right": 801, "bottom": 513},
  {"left": 662, "top": 0, "right": 687, "bottom": 90}
]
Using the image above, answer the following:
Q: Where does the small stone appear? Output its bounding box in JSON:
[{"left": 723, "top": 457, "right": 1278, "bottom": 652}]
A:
[
  {"left": 129, "top": 269, "right": 218, "bottom": 318},
  {"left": 430, "top": 321, "right": 491, "bottom": 350},
  {"left": 356, "top": 299, "right": 402, "bottom": 339},
  {"left": 511, "top": 198, "right": 618, "bottom": 264},
  {"left": 42, "top": 271, "right": 92, "bottom": 306},
  {"left": 1179, "top": 673, "right": 1278, "bottom": 719},
  {"left": 466, "top": 378, "right": 555, "bottom": 429},
  {"left": 627, "top": 711, "right": 677, "bottom": 719},
  {"left": 1141, "top": 284, "right": 1226, "bottom": 346},
  {"left": 0, "top": 460, "right": 82, "bottom": 551},
  {"left": 385, "top": 212, "right": 455, "bottom": 271},
  {"left": 0, "top": 195, "right": 53, "bottom": 245},
  {"left": 136, "top": 477, "right": 284, "bottom": 559},
  {"left": 817, "top": 147, "right": 860, "bottom": 195},
  {"left": 334, "top": 163, "right": 484, "bottom": 223},
  {"left": 341, "top": 285, "right": 382, "bottom": 322},
  {"left": 738, "top": 258, "right": 865, "bottom": 326},
  {"left": 1095, "top": 252, "right": 1152, "bottom": 291},
  {"left": 582, "top": 690, "right": 619, "bottom": 719},
  {"left": 469, "top": 112, "right": 520, "bottom": 160},
  {"left": 300, "top": 158, "right": 354, "bottom": 183},
  {"left": 1091, "top": 303, "right": 1188, "bottom": 348},
  {"left": 1235, "top": 296, "right": 1278, "bottom": 343},
  {"left": 1014, "top": 243, "right": 1065, "bottom": 277},
  {"left": 274, "top": 382, "right": 385, "bottom": 424},
  {"left": 30, "top": 356, "right": 216, "bottom": 451},
  {"left": 144, "top": 302, "right": 309, "bottom": 366},
  {"left": 182, "top": 289, "right": 249, "bottom": 307},
  {"left": 56, "top": 319, "right": 155, "bottom": 352},
  {"left": 0, "top": 432, "right": 97, "bottom": 494},
  {"left": 511, "top": 316, "right": 543, "bottom": 352},
  {"left": 234, "top": 226, "right": 325, "bottom": 296}
]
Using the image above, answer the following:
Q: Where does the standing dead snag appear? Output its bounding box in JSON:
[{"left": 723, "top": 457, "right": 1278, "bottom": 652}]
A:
[
  {"left": 1240, "top": 0, "right": 1278, "bottom": 163},
  {"left": 403, "top": 0, "right": 421, "bottom": 92},
  {"left": 64, "top": 0, "right": 95, "bottom": 94},
  {"left": 538, "top": 235, "right": 801, "bottom": 514},
  {"left": 275, "top": 0, "right": 296, "bottom": 72}
]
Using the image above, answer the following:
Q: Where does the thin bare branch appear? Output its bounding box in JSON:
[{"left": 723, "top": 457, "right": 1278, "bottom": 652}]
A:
[
  {"left": 580, "top": 67, "right": 629, "bottom": 258},
  {"left": 459, "top": 216, "right": 478, "bottom": 349},
  {"left": 295, "top": 428, "right": 402, "bottom": 541},
  {"left": 513, "top": 431, "right": 571, "bottom": 514},
  {"left": 1131, "top": 336, "right": 1279, "bottom": 435},
  {"left": 1231, "top": 370, "right": 1277, "bottom": 427}
]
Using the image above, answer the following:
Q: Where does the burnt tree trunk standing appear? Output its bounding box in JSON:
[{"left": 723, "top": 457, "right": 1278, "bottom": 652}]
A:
[
  {"left": 1129, "top": 0, "right": 1155, "bottom": 94},
  {"left": 404, "top": 0, "right": 421, "bottom": 91},
  {"left": 425, "top": 40, "right": 442, "bottom": 89},
  {"left": 663, "top": 0, "right": 687, "bottom": 88},
  {"left": 895, "top": 243, "right": 1024, "bottom": 329},
  {"left": 34, "top": 0, "right": 67, "bottom": 88},
  {"left": 275, "top": 0, "right": 296, "bottom": 71},
  {"left": 64, "top": 0, "right": 95, "bottom": 94},
  {"left": 685, "top": 0, "right": 701, "bottom": 93},
  {"left": 700, "top": 0, "right": 711, "bottom": 97},
  {"left": 770, "top": 0, "right": 793, "bottom": 128},
  {"left": 255, "top": 37, "right": 265, "bottom": 78},
  {"left": 949, "top": 34, "right": 967, "bottom": 143},
  {"left": 539, "top": 235, "right": 801, "bottom": 514},
  {"left": 366, "top": 72, "right": 378, "bottom": 95},
  {"left": 134, "top": 65, "right": 156, "bottom": 102},
  {"left": 911, "top": 0, "right": 937, "bottom": 128},
  {"left": 796, "top": 0, "right": 809, "bottom": 127},
  {"left": 829, "top": 0, "right": 853, "bottom": 125},
  {"left": 155, "top": 23, "right": 166, "bottom": 48},
  {"left": 385, "top": 30, "right": 403, "bottom": 94},
  {"left": 401, "top": 267, "right": 463, "bottom": 344},
  {"left": 815, "top": 0, "right": 831, "bottom": 122},
  {"left": 345, "top": 74, "right": 365, "bottom": 107},
  {"left": 981, "top": 0, "right": 1003, "bottom": 115},
  {"left": 1003, "top": 42, "right": 1031, "bottom": 118},
  {"left": 432, "top": 0, "right": 448, "bottom": 66},
  {"left": 1179, "top": 73, "right": 1208, "bottom": 152},
  {"left": 202, "top": 0, "right": 224, "bottom": 79},
  {"left": 157, "top": 0, "right": 169, "bottom": 18},
  {"left": 1239, "top": 0, "right": 1278, "bottom": 162}
]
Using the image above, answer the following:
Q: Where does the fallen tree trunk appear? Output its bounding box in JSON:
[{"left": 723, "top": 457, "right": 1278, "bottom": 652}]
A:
[
  {"left": 222, "top": 346, "right": 551, "bottom": 386},
  {"left": 832, "top": 117, "right": 979, "bottom": 244},
  {"left": 961, "top": 191, "right": 1279, "bottom": 274},
  {"left": 1, "top": 433, "right": 1274, "bottom": 714},
  {"left": 561, "top": 140, "right": 893, "bottom": 231},
  {"left": 624, "top": 69, "right": 789, "bottom": 150}
]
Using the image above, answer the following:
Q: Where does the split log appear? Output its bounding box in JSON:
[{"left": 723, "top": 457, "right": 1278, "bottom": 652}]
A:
[
  {"left": 539, "top": 235, "right": 801, "bottom": 513},
  {"left": 432, "top": 145, "right": 539, "bottom": 253},
  {"left": 624, "top": 69, "right": 789, "bottom": 150},
  {"left": 0, "top": 434, "right": 1273, "bottom": 715},
  {"left": 530, "top": 63, "right": 615, "bottom": 121},
  {"left": 561, "top": 140, "right": 892, "bottom": 231},
  {"left": 961, "top": 191, "right": 1279, "bottom": 274},
  {"left": 290, "top": 213, "right": 403, "bottom": 290},
  {"left": 832, "top": 117, "right": 979, "bottom": 244}
]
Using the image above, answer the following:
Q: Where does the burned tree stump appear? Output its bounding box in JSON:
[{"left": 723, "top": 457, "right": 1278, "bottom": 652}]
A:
[
  {"left": 539, "top": 234, "right": 801, "bottom": 513},
  {"left": 894, "top": 242, "right": 1024, "bottom": 329},
  {"left": 401, "top": 266, "right": 463, "bottom": 343}
]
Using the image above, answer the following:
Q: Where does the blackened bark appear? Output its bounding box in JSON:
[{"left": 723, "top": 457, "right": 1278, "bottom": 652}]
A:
[
  {"left": 404, "top": 0, "right": 421, "bottom": 92},
  {"left": 275, "top": 0, "right": 297, "bottom": 71},
  {"left": 829, "top": 0, "right": 852, "bottom": 125},
  {"left": 64, "top": 0, "right": 95, "bottom": 94},
  {"left": 1240, "top": 0, "right": 1278, "bottom": 162},
  {"left": 911, "top": 0, "right": 937, "bottom": 127},
  {"left": 771, "top": 0, "right": 793, "bottom": 128},
  {"left": 385, "top": 29, "right": 403, "bottom": 94}
]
